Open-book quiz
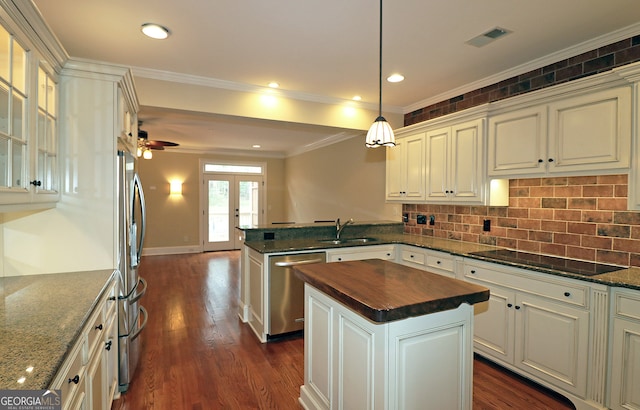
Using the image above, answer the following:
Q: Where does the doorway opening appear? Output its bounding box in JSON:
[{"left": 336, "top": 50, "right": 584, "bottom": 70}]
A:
[{"left": 200, "top": 161, "right": 265, "bottom": 251}]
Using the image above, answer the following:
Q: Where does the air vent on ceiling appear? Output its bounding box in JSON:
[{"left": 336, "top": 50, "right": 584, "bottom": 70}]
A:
[{"left": 466, "top": 27, "right": 512, "bottom": 48}]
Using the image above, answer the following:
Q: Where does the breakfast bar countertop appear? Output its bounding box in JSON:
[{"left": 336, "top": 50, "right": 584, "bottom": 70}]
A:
[
  {"left": 294, "top": 259, "right": 490, "bottom": 323},
  {"left": 0, "top": 269, "right": 115, "bottom": 390}
]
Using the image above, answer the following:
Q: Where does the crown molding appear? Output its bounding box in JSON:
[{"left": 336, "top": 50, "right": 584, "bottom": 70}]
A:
[
  {"left": 403, "top": 21, "right": 640, "bottom": 114},
  {"left": 0, "top": 0, "right": 68, "bottom": 73},
  {"left": 132, "top": 65, "right": 404, "bottom": 114}
]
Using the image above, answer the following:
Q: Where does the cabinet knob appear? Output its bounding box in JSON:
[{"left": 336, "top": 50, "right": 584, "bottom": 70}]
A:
[
  {"left": 564, "top": 292, "right": 571, "bottom": 297},
  {"left": 386, "top": 253, "right": 391, "bottom": 257},
  {"left": 507, "top": 303, "right": 513, "bottom": 308},
  {"left": 470, "top": 270, "right": 476, "bottom": 274},
  {"left": 410, "top": 254, "right": 414, "bottom": 258},
  {"left": 30, "top": 180, "right": 42, "bottom": 187},
  {"left": 515, "top": 305, "right": 521, "bottom": 310},
  {"left": 95, "top": 324, "right": 103, "bottom": 331},
  {"left": 436, "top": 260, "right": 441, "bottom": 264},
  {"left": 68, "top": 375, "right": 80, "bottom": 384},
  {"left": 538, "top": 159, "right": 544, "bottom": 163},
  {"left": 337, "top": 257, "right": 342, "bottom": 261},
  {"left": 548, "top": 158, "right": 554, "bottom": 162},
  {"left": 105, "top": 340, "right": 113, "bottom": 351}
]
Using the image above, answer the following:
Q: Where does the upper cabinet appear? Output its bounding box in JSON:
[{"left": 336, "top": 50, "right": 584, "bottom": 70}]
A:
[
  {"left": 0, "top": 19, "right": 60, "bottom": 210},
  {"left": 426, "top": 118, "right": 484, "bottom": 203},
  {"left": 488, "top": 86, "right": 632, "bottom": 177},
  {"left": 385, "top": 132, "right": 426, "bottom": 202}
]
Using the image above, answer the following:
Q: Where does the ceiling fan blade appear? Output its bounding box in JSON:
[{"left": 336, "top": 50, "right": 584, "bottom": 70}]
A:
[
  {"left": 147, "top": 145, "right": 165, "bottom": 150},
  {"left": 145, "top": 140, "right": 179, "bottom": 148}
]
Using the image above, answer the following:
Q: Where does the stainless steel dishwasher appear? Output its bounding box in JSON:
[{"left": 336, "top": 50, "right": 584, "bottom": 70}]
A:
[{"left": 269, "top": 252, "right": 326, "bottom": 337}]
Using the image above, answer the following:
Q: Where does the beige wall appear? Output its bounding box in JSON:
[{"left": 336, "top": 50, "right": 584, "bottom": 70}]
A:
[
  {"left": 138, "top": 150, "right": 285, "bottom": 249},
  {"left": 283, "top": 135, "right": 400, "bottom": 223}
]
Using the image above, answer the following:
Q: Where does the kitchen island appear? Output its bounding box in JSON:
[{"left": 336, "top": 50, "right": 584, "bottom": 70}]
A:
[{"left": 294, "top": 259, "right": 489, "bottom": 410}]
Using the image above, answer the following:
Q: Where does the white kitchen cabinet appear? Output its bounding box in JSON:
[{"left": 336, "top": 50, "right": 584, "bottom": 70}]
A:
[
  {"left": 51, "top": 276, "right": 118, "bottom": 410},
  {"left": 396, "top": 244, "right": 456, "bottom": 278},
  {"left": 609, "top": 287, "right": 640, "bottom": 410},
  {"left": 326, "top": 244, "right": 395, "bottom": 262},
  {"left": 385, "top": 132, "right": 426, "bottom": 201},
  {"left": 0, "top": 23, "right": 60, "bottom": 210},
  {"left": 426, "top": 119, "right": 485, "bottom": 203},
  {"left": 488, "top": 87, "right": 631, "bottom": 177},
  {"left": 300, "top": 283, "right": 474, "bottom": 410},
  {"left": 246, "top": 247, "right": 266, "bottom": 342},
  {"left": 463, "top": 259, "right": 608, "bottom": 409}
]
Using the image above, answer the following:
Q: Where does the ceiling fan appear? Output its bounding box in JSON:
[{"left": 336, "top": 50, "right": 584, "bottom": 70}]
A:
[{"left": 137, "top": 122, "right": 179, "bottom": 159}]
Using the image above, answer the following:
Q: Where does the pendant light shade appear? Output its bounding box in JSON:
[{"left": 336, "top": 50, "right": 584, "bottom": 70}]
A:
[
  {"left": 366, "top": 0, "right": 395, "bottom": 148},
  {"left": 366, "top": 116, "right": 395, "bottom": 147}
]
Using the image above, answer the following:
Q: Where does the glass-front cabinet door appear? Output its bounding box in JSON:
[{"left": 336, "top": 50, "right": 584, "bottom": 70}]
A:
[{"left": 0, "top": 19, "right": 60, "bottom": 208}]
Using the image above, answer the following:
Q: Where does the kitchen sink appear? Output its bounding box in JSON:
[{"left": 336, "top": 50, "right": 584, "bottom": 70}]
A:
[{"left": 318, "top": 237, "right": 378, "bottom": 244}]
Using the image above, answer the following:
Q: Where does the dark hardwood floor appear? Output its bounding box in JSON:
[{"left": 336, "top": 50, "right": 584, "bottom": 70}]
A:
[{"left": 111, "top": 251, "right": 575, "bottom": 410}]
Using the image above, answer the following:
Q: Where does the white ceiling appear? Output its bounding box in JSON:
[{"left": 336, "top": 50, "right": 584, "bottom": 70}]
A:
[{"left": 32, "top": 0, "right": 640, "bottom": 156}]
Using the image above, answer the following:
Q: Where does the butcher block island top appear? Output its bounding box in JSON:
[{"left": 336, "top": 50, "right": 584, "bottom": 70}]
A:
[{"left": 294, "top": 258, "right": 489, "bottom": 323}]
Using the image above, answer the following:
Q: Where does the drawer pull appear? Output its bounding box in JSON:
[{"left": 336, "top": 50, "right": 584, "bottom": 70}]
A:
[
  {"left": 470, "top": 270, "right": 476, "bottom": 274},
  {"left": 386, "top": 253, "right": 391, "bottom": 257},
  {"left": 105, "top": 340, "right": 113, "bottom": 351},
  {"left": 68, "top": 375, "right": 80, "bottom": 384},
  {"left": 564, "top": 292, "right": 571, "bottom": 297},
  {"left": 436, "top": 260, "right": 441, "bottom": 264},
  {"left": 95, "top": 324, "right": 103, "bottom": 331},
  {"left": 410, "top": 255, "right": 414, "bottom": 258}
]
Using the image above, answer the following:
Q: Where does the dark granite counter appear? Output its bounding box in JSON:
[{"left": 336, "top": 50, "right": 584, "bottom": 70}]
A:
[
  {"left": 0, "top": 269, "right": 115, "bottom": 390},
  {"left": 294, "top": 259, "right": 489, "bottom": 322},
  {"left": 245, "top": 233, "right": 640, "bottom": 291}
]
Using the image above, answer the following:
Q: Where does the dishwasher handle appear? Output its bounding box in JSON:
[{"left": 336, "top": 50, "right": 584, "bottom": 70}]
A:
[{"left": 274, "top": 258, "right": 324, "bottom": 267}]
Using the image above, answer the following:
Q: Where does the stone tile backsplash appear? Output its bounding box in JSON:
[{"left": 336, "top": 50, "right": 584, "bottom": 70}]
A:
[{"left": 403, "top": 175, "right": 640, "bottom": 267}]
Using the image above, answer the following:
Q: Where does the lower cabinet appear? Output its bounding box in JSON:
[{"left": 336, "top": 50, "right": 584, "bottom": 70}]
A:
[
  {"left": 609, "top": 287, "right": 640, "bottom": 410},
  {"left": 50, "top": 275, "right": 118, "bottom": 410},
  {"left": 300, "top": 284, "right": 474, "bottom": 410},
  {"left": 326, "top": 244, "right": 395, "bottom": 262},
  {"left": 396, "top": 245, "right": 457, "bottom": 278},
  {"left": 463, "top": 259, "right": 609, "bottom": 409}
]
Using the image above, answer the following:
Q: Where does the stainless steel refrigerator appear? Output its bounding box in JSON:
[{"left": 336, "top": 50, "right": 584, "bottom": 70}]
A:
[{"left": 116, "top": 148, "right": 148, "bottom": 393}]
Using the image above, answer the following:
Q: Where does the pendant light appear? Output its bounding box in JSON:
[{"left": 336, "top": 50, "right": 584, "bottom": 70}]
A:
[{"left": 365, "top": 0, "right": 395, "bottom": 148}]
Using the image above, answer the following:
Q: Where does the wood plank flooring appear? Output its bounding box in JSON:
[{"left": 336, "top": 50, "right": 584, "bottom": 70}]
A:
[{"left": 111, "top": 251, "right": 575, "bottom": 410}]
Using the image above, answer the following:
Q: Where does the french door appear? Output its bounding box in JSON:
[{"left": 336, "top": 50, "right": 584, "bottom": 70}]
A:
[{"left": 203, "top": 174, "right": 263, "bottom": 251}]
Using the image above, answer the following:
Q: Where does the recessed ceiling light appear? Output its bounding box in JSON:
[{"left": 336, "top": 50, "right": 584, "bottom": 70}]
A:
[
  {"left": 141, "top": 23, "right": 170, "bottom": 40},
  {"left": 252, "top": 144, "right": 261, "bottom": 148},
  {"left": 387, "top": 74, "right": 404, "bottom": 83},
  {"left": 268, "top": 82, "right": 279, "bottom": 88},
  {"left": 466, "top": 27, "right": 512, "bottom": 48},
  {"left": 352, "top": 96, "right": 362, "bottom": 101}
]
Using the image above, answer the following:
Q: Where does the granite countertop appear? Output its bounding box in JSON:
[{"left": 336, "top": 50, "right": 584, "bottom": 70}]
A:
[
  {"left": 294, "top": 259, "right": 489, "bottom": 322},
  {"left": 0, "top": 269, "right": 115, "bottom": 390},
  {"left": 245, "top": 233, "right": 640, "bottom": 291}
]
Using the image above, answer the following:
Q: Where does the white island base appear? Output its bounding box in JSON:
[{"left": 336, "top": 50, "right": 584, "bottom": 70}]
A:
[{"left": 299, "top": 284, "right": 475, "bottom": 410}]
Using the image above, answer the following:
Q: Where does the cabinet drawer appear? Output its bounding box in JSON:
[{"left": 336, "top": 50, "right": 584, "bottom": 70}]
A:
[
  {"left": 463, "top": 262, "right": 588, "bottom": 308},
  {"left": 87, "top": 306, "right": 106, "bottom": 357},
  {"left": 613, "top": 288, "right": 640, "bottom": 321},
  {"left": 52, "top": 339, "right": 86, "bottom": 409},
  {"left": 401, "top": 249, "right": 425, "bottom": 265},
  {"left": 328, "top": 245, "right": 395, "bottom": 262},
  {"left": 426, "top": 254, "right": 454, "bottom": 273}
]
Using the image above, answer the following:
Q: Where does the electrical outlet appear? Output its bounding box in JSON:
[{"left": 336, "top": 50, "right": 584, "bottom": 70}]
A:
[
  {"left": 429, "top": 215, "right": 435, "bottom": 225},
  {"left": 483, "top": 219, "right": 491, "bottom": 232},
  {"left": 402, "top": 212, "right": 409, "bottom": 223},
  {"left": 417, "top": 214, "right": 427, "bottom": 225}
]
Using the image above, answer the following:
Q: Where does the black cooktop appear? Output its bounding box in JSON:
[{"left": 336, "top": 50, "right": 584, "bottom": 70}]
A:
[{"left": 469, "top": 249, "right": 624, "bottom": 276}]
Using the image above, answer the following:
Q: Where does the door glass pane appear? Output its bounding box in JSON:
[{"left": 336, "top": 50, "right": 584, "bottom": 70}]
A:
[
  {"left": 0, "top": 136, "right": 7, "bottom": 186},
  {"left": 12, "top": 41, "right": 25, "bottom": 93},
  {"left": 12, "top": 92, "right": 23, "bottom": 138},
  {"left": 208, "top": 180, "right": 230, "bottom": 242},
  {"left": 0, "top": 84, "right": 8, "bottom": 135},
  {"left": 0, "top": 29, "right": 9, "bottom": 82},
  {"left": 11, "top": 140, "right": 23, "bottom": 187},
  {"left": 238, "top": 180, "right": 259, "bottom": 227}
]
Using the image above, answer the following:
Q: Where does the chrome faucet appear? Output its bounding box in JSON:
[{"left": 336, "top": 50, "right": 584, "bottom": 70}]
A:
[{"left": 335, "top": 218, "right": 354, "bottom": 239}]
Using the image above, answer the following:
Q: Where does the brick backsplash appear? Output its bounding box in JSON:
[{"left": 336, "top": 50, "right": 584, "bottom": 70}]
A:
[
  {"left": 405, "top": 35, "right": 640, "bottom": 126},
  {"left": 402, "top": 175, "right": 640, "bottom": 267}
]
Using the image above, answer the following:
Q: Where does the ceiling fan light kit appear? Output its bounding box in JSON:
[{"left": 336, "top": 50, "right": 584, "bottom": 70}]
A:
[
  {"left": 137, "top": 123, "right": 179, "bottom": 159},
  {"left": 365, "top": 0, "right": 395, "bottom": 148}
]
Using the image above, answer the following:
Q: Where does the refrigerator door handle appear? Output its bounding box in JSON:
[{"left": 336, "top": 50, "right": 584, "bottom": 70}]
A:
[
  {"left": 130, "top": 306, "right": 148, "bottom": 341},
  {"left": 133, "top": 172, "right": 146, "bottom": 265},
  {"left": 129, "top": 277, "right": 147, "bottom": 304}
]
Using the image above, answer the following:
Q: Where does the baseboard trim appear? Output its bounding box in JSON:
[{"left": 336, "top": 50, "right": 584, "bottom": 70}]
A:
[{"left": 142, "top": 245, "right": 202, "bottom": 256}]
